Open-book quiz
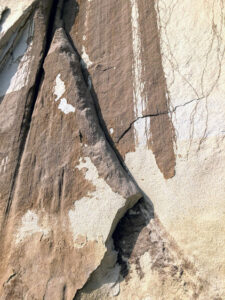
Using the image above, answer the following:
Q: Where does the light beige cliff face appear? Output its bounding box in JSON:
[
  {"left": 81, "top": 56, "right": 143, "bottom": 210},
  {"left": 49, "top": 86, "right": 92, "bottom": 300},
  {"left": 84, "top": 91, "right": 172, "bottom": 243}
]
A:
[
  {"left": 0, "top": 0, "right": 35, "bottom": 32},
  {"left": 125, "top": 0, "right": 225, "bottom": 295},
  {"left": 0, "top": 0, "right": 36, "bottom": 53}
]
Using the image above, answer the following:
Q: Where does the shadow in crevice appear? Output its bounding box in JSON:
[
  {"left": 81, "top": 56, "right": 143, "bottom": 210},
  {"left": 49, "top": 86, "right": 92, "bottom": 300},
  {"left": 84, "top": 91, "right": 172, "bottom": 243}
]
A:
[
  {"left": 0, "top": 7, "right": 10, "bottom": 33},
  {"left": 74, "top": 197, "right": 154, "bottom": 300},
  {"left": 62, "top": 0, "right": 78, "bottom": 33},
  {"left": 113, "top": 197, "right": 154, "bottom": 278}
]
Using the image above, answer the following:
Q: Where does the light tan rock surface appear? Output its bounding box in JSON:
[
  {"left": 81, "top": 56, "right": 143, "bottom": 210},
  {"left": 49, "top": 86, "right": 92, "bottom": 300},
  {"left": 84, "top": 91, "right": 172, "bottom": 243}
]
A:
[{"left": 0, "top": 0, "right": 224, "bottom": 299}]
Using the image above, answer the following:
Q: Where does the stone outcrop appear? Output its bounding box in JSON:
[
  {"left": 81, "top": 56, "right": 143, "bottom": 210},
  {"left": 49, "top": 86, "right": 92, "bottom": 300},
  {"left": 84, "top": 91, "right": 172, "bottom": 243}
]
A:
[{"left": 0, "top": 0, "right": 224, "bottom": 299}]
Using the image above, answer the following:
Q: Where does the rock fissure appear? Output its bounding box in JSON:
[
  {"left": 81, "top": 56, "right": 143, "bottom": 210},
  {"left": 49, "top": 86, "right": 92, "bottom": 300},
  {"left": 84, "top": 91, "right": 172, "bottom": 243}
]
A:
[
  {"left": 117, "top": 96, "right": 207, "bottom": 143},
  {"left": 173, "top": 96, "right": 206, "bottom": 112},
  {"left": 0, "top": 6, "right": 9, "bottom": 22},
  {"left": 4, "top": 272, "right": 17, "bottom": 285},
  {"left": 4, "top": 0, "right": 59, "bottom": 218}
]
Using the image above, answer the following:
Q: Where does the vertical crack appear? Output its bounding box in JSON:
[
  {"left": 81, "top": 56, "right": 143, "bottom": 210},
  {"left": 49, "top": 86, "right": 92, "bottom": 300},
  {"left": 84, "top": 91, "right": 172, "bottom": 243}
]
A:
[{"left": 4, "top": 0, "right": 60, "bottom": 218}]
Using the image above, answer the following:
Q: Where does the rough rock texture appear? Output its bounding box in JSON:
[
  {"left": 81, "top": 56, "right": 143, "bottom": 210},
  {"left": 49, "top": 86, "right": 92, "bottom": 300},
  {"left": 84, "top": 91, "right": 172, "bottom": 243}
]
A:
[
  {"left": 0, "top": 1, "right": 141, "bottom": 298},
  {"left": 0, "top": 0, "right": 224, "bottom": 299},
  {"left": 76, "top": 200, "right": 212, "bottom": 300}
]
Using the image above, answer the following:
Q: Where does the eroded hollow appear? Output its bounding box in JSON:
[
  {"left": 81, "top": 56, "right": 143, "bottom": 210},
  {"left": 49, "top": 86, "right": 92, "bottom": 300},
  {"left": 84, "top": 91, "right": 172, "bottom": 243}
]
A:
[
  {"left": 74, "top": 197, "right": 154, "bottom": 299},
  {"left": 0, "top": 7, "right": 10, "bottom": 25},
  {"left": 112, "top": 197, "right": 154, "bottom": 278}
]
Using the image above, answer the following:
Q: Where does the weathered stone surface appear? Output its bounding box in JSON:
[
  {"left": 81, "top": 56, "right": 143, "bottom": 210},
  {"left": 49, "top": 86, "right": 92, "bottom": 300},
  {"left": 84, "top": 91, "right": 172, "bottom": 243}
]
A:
[
  {"left": 0, "top": 0, "right": 225, "bottom": 299},
  {"left": 0, "top": 3, "right": 141, "bottom": 298},
  {"left": 76, "top": 200, "right": 213, "bottom": 300},
  {"left": 67, "top": 0, "right": 225, "bottom": 298},
  {"left": 0, "top": 0, "right": 53, "bottom": 226},
  {"left": 124, "top": 1, "right": 225, "bottom": 297},
  {"left": 65, "top": 0, "right": 176, "bottom": 179}
]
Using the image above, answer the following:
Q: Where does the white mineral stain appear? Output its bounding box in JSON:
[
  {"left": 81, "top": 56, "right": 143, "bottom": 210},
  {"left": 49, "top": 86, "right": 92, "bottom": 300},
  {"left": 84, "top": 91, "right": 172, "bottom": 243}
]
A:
[
  {"left": 111, "top": 281, "right": 120, "bottom": 297},
  {"left": 58, "top": 98, "right": 75, "bottom": 114},
  {"left": 81, "top": 0, "right": 93, "bottom": 71},
  {"left": 81, "top": 45, "right": 93, "bottom": 68},
  {"left": 69, "top": 157, "right": 126, "bottom": 243},
  {"left": 54, "top": 74, "right": 65, "bottom": 101},
  {"left": 53, "top": 74, "right": 75, "bottom": 114},
  {"left": 0, "top": 156, "right": 8, "bottom": 173},
  {"left": 110, "top": 128, "right": 114, "bottom": 134},
  {"left": 139, "top": 252, "right": 152, "bottom": 274},
  {"left": 16, "top": 210, "right": 49, "bottom": 244},
  {"left": 130, "top": 0, "right": 150, "bottom": 147}
]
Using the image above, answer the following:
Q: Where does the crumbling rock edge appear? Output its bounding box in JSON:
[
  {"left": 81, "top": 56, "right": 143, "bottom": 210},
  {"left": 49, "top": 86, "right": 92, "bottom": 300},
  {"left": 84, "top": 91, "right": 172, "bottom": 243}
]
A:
[{"left": 74, "top": 198, "right": 217, "bottom": 300}]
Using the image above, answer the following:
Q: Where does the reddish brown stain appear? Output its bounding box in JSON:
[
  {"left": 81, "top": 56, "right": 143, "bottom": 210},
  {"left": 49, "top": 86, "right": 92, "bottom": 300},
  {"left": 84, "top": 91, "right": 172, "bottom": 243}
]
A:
[
  {"left": 64, "top": 0, "right": 176, "bottom": 178},
  {"left": 64, "top": 0, "right": 135, "bottom": 157},
  {"left": 139, "top": 0, "right": 176, "bottom": 179}
]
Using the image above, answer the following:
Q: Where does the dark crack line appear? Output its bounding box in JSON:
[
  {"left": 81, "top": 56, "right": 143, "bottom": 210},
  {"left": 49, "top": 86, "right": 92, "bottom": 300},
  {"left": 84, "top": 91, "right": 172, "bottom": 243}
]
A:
[
  {"left": 42, "top": 277, "right": 51, "bottom": 300},
  {"left": 4, "top": 273, "right": 17, "bottom": 285},
  {"left": 173, "top": 96, "right": 205, "bottom": 112},
  {"left": 116, "top": 111, "right": 168, "bottom": 143},
  {"left": 116, "top": 96, "right": 205, "bottom": 143}
]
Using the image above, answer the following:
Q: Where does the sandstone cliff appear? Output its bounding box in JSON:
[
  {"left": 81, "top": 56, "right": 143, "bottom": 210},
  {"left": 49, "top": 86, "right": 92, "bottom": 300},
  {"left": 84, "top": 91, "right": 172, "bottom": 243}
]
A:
[{"left": 0, "top": 0, "right": 224, "bottom": 299}]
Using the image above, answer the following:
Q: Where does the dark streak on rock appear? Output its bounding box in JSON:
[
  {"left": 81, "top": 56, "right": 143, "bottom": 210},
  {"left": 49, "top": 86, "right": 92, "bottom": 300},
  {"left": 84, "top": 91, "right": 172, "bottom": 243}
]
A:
[
  {"left": 4, "top": 272, "right": 17, "bottom": 285},
  {"left": 138, "top": 0, "right": 176, "bottom": 179}
]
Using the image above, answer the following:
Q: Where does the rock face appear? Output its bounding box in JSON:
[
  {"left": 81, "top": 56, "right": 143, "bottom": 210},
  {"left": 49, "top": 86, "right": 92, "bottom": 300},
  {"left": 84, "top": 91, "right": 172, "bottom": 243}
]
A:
[{"left": 0, "top": 0, "right": 224, "bottom": 299}]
